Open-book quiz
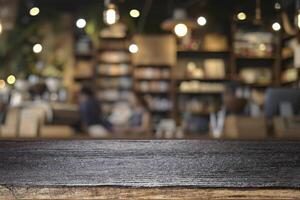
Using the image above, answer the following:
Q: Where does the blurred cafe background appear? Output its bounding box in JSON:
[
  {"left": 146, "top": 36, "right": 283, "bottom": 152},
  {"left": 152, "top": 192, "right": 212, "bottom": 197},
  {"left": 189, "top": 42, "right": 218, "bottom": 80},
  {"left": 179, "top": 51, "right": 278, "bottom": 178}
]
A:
[{"left": 0, "top": 0, "right": 300, "bottom": 140}]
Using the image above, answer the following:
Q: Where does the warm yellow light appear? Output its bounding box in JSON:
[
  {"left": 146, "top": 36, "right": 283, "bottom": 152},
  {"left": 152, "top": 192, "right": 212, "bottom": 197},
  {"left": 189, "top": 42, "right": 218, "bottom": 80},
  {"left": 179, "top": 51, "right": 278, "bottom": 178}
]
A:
[
  {"left": 0, "top": 80, "right": 6, "bottom": 89},
  {"left": 259, "top": 44, "right": 266, "bottom": 51},
  {"left": 197, "top": 16, "right": 207, "bottom": 26},
  {"left": 174, "top": 23, "right": 188, "bottom": 37},
  {"left": 130, "top": 9, "right": 140, "bottom": 18},
  {"left": 237, "top": 12, "right": 247, "bottom": 21},
  {"left": 104, "top": 4, "right": 119, "bottom": 25},
  {"left": 29, "top": 7, "right": 40, "bottom": 16},
  {"left": 0, "top": 23, "right": 2, "bottom": 34},
  {"left": 7, "top": 75, "right": 16, "bottom": 85},
  {"left": 76, "top": 18, "right": 86, "bottom": 29},
  {"left": 272, "top": 22, "right": 281, "bottom": 31},
  {"left": 297, "top": 13, "right": 300, "bottom": 29},
  {"left": 33, "top": 44, "right": 43, "bottom": 54},
  {"left": 129, "top": 44, "right": 139, "bottom": 54}
]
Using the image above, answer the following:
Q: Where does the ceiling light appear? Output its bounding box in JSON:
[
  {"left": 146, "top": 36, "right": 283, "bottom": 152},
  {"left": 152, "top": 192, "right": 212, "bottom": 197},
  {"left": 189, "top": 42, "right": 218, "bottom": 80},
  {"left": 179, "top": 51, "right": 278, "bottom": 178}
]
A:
[
  {"left": 29, "top": 7, "right": 40, "bottom": 16},
  {"left": 7, "top": 75, "right": 16, "bottom": 85},
  {"left": 272, "top": 22, "right": 281, "bottom": 31},
  {"left": 174, "top": 23, "right": 188, "bottom": 37},
  {"left": 33, "top": 44, "right": 43, "bottom": 54},
  {"left": 197, "top": 16, "right": 207, "bottom": 26},
  {"left": 130, "top": 9, "right": 140, "bottom": 18},
  {"left": 76, "top": 18, "right": 86, "bottom": 29},
  {"left": 129, "top": 44, "right": 139, "bottom": 54},
  {"left": 104, "top": 3, "right": 119, "bottom": 25},
  {"left": 237, "top": 12, "right": 247, "bottom": 21},
  {"left": 274, "top": 2, "right": 281, "bottom": 10}
]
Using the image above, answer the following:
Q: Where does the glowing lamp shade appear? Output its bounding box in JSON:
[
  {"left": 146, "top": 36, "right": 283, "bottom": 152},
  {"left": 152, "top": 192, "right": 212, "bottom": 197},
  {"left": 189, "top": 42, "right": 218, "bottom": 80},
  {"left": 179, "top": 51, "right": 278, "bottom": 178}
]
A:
[
  {"left": 33, "top": 44, "right": 43, "bottom": 54},
  {"left": 0, "top": 23, "right": 2, "bottom": 34},
  {"left": 174, "top": 23, "right": 188, "bottom": 37},
  {"left": 29, "top": 7, "right": 40, "bottom": 16},
  {"left": 272, "top": 22, "right": 281, "bottom": 31},
  {"left": 76, "top": 18, "right": 86, "bottom": 29},
  {"left": 7, "top": 75, "right": 16, "bottom": 85},
  {"left": 130, "top": 9, "right": 140, "bottom": 18},
  {"left": 129, "top": 44, "right": 139, "bottom": 54},
  {"left": 237, "top": 12, "right": 247, "bottom": 21},
  {"left": 197, "top": 16, "right": 207, "bottom": 26},
  {"left": 297, "top": 11, "right": 300, "bottom": 29},
  {"left": 104, "top": 4, "right": 119, "bottom": 25}
]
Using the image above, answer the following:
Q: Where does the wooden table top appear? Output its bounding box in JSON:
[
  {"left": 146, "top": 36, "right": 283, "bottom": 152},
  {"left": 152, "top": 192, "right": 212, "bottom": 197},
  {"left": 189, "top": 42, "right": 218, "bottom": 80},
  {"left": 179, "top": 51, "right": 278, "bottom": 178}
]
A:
[
  {"left": 1, "top": 140, "right": 300, "bottom": 199},
  {"left": 0, "top": 140, "right": 299, "bottom": 188}
]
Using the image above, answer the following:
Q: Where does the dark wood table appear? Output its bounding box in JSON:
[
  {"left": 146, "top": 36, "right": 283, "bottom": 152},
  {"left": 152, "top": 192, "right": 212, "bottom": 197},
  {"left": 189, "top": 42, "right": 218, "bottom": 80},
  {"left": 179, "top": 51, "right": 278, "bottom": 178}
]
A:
[{"left": 0, "top": 140, "right": 300, "bottom": 199}]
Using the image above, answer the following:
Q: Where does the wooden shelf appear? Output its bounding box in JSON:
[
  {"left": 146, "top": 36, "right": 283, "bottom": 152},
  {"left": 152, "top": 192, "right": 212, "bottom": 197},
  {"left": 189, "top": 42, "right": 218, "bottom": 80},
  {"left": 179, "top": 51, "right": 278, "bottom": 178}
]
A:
[
  {"left": 74, "top": 77, "right": 94, "bottom": 81},
  {"left": 98, "top": 61, "right": 131, "bottom": 65},
  {"left": 135, "top": 78, "right": 171, "bottom": 81},
  {"left": 177, "top": 50, "right": 230, "bottom": 58},
  {"left": 176, "top": 78, "right": 229, "bottom": 82},
  {"left": 135, "top": 64, "right": 172, "bottom": 68},
  {"left": 136, "top": 91, "right": 171, "bottom": 95},
  {"left": 235, "top": 55, "right": 275, "bottom": 60},
  {"left": 240, "top": 82, "right": 273, "bottom": 88},
  {"left": 178, "top": 91, "right": 223, "bottom": 95},
  {"left": 98, "top": 73, "right": 132, "bottom": 78},
  {"left": 98, "top": 48, "right": 129, "bottom": 53}
]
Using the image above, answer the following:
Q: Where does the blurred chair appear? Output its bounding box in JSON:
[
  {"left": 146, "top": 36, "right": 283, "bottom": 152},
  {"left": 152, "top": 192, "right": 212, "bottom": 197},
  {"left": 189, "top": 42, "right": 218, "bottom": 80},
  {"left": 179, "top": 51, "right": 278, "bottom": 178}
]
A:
[
  {"left": 0, "top": 107, "right": 20, "bottom": 138},
  {"left": 19, "top": 107, "right": 46, "bottom": 138},
  {"left": 265, "top": 88, "right": 300, "bottom": 139}
]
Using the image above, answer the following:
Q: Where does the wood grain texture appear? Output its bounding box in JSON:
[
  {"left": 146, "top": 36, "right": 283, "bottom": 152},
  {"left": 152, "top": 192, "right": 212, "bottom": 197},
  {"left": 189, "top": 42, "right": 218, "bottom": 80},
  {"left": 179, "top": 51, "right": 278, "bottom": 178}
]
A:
[
  {"left": 0, "top": 140, "right": 300, "bottom": 187},
  {"left": 1, "top": 186, "right": 300, "bottom": 200}
]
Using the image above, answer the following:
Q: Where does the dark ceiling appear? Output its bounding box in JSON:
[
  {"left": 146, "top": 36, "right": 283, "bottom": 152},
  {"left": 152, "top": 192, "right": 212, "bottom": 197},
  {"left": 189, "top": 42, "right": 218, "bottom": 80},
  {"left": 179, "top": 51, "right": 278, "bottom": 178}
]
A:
[{"left": 18, "top": 0, "right": 297, "bottom": 34}]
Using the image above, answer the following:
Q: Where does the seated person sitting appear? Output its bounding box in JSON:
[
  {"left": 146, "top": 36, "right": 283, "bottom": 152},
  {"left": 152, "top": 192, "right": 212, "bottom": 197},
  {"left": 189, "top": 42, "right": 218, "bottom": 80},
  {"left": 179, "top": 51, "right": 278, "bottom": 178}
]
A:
[
  {"left": 110, "top": 93, "right": 151, "bottom": 135},
  {"left": 79, "top": 86, "right": 112, "bottom": 137}
]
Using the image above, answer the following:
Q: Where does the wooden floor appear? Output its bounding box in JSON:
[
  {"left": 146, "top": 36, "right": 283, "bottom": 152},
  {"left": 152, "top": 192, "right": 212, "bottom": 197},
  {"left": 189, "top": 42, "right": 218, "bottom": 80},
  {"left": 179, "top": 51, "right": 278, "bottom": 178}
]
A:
[{"left": 1, "top": 186, "right": 300, "bottom": 200}]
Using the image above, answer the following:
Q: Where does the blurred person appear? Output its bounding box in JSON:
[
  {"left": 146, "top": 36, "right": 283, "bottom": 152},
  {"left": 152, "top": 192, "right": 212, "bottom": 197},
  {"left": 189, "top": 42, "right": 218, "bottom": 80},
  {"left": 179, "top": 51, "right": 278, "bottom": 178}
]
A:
[
  {"left": 127, "top": 94, "right": 151, "bottom": 134},
  {"left": 79, "top": 86, "right": 112, "bottom": 137}
]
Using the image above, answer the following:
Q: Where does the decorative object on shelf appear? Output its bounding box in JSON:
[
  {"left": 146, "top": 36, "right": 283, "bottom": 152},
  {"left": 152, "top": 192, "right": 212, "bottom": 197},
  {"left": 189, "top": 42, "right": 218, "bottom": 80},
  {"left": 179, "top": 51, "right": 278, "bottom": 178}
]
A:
[
  {"left": 282, "top": 68, "right": 298, "bottom": 83},
  {"left": 135, "top": 67, "right": 171, "bottom": 79},
  {"left": 132, "top": 35, "right": 176, "bottom": 66},
  {"left": 234, "top": 30, "right": 274, "bottom": 58},
  {"left": 74, "top": 60, "right": 94, "bottom": 79},
  {"left": 203, "top": 59, "right": 226, "bottom": 79},
  {"left": 136, "top": 81, "right": 170, "bottom": 93},
  {"left": 203, "top": 33, "right": 228, "bottom": 52},
  {"left": 186, "top": 62, "right": 204, "bottom": 79},
  {"left": 179, "top": 81, "right": 225, "bottom": 93},
  {"left": 98, "top": 51, "right": 130, "bottom": 63},
  {"left": 144, "top": 95, "right": 173, "bottom": 112},
  {"left": 98, "top": 64, "right": 131, "bottom": 76},
  {"left": 239, "top": 68, "right": 272, "bottom": 85},
  {"left": 75, "top": 36, "right": 93, "bottom": 55}
]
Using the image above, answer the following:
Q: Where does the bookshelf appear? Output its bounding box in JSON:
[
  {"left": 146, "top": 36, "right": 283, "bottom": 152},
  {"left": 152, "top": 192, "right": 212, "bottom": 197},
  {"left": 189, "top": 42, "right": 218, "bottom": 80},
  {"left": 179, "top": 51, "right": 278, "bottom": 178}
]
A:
[
  {"left": 279, "top": 33, "right": 299, "bottom": 86},
  {"left": 132, "top": 35, "right": 177, "bottom": 132},
  {"left": 176, "top": 49, "right": 230, "bottom": 134},
  {"left": 96, "top": 36, "right": 133, "bottom": 116},
  {"left": 72, "top": 29, "right": 96, "bottom": 104}
]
